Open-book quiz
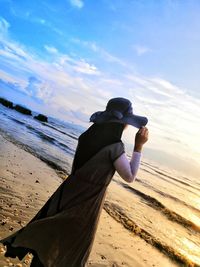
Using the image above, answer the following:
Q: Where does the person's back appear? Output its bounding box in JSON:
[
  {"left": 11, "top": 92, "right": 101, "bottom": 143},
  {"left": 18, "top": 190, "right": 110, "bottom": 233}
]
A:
[{"left": 71, "top": 122, "right": 125, "bottom": 175}]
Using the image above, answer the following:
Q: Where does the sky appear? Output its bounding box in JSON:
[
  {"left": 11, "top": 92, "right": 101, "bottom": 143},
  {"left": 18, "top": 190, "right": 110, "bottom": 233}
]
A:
[{"left": 0, "top": 0, "right": 200, "bottom": 178}]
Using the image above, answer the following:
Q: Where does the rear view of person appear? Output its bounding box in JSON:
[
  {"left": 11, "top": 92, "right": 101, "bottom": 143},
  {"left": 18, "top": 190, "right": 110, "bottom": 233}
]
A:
[{"left": 0, "top": 97, "right": 148, "bottom": 267}]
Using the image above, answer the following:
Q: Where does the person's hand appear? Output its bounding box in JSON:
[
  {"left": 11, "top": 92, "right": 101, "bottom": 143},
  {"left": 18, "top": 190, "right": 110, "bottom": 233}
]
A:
[{"left": 134, "top": 126, "right": 149, "bottom": 152}]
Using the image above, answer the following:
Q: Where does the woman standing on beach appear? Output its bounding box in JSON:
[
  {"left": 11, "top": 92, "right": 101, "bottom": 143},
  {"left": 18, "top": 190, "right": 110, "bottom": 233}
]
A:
[{"left": 0, "top": 97, "right": 148, "bottom": 267}]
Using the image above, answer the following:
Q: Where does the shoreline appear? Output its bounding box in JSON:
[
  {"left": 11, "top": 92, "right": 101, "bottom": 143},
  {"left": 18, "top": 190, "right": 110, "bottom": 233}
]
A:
[
  {"left": 0, "top": 133, "right": 178, "bottom": 266},
  {"left": 0, "top": 127, "right": 69, "bottom": 177}
]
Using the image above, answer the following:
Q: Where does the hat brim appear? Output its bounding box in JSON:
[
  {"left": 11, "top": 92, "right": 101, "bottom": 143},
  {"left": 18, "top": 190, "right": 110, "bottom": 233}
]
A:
[{"left": 90, "top": 111, "right": 148, "bottom": 129}]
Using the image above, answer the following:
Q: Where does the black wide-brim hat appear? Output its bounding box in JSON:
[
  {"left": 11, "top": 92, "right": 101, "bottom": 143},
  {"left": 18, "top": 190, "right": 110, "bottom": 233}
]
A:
[{"left": 89, "top": 97, "right": 148, "bottom": 128}]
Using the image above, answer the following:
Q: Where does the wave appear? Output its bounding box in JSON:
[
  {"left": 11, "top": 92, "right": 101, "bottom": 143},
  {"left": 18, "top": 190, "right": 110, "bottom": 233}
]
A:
[
  {"left": 42, "top": 122, "right": 78, "bottom": 140},
  {"left": 26, "top": 125, "right": 56, "bottom": 142},
  {"left": 103, "top": 201, "right": 199, "bottom": 267},
  {"left": 155, "top": 169, "right": 200, "bottom": 192},
  {"left": 115, "top": 180, "right": 200, "bottom": 233},
  {"left": 0, "top": 128, "right": 70, "bottom": 177},
  {"left": 25, "top": 125, "right": 75, "bottom": 155},
  {"left": 181, "top": 175, "right": 200, "bottom": 188},
  {"left": 141, "top": 163, "right": 200, "bottom": 192},
  {"left": 140, "top": 167, "right": 200, "bottom": 199},
  {"left": 56, "top": 140, "right": 75, "bottom": 155},
  {"left": 9, "top": 117, "right": 26, "bottom": 125},
  {"left": 136, "top": 177, "right": 200, "bottom": 215}
]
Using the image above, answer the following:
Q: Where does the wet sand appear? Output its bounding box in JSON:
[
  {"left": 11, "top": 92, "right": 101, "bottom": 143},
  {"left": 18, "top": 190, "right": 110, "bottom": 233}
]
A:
[{"left": 0, "top": 135, "right": 177, "bottom": 267}]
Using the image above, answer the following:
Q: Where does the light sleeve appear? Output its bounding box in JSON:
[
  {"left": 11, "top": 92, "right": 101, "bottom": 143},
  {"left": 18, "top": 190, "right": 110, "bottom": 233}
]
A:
[{"left": 113, "top": 150, "right": 141, "bottom": 183}]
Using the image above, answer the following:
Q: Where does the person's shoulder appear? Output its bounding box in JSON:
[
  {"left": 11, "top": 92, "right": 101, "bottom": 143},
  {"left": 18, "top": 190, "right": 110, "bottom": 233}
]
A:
[
  {"left": 108, "top": 141, "right": 125, "bottom": 163},
  {"left": 105, "top": 141, "right": 124, "bottom": 150},
  {"left": 96, "top": 141, "right": 125, "bottom": 157},
  {"left": 97, "top": 141, "right": 124, "bottom": 158},
  {"left": 113, "top": 141, "right": 125, "bottom": 148},
  {"left": 112, "top": 141, "right": 125, "bottom": 150}
]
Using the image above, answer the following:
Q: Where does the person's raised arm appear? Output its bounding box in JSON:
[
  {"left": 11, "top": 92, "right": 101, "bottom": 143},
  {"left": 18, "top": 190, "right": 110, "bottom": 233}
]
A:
[{"left": 113, "top": 126, "right": 149, "bottom": 183}]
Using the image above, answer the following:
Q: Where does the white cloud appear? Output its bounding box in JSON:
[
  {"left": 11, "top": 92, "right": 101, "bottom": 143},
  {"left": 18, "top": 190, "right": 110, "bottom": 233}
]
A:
[
  {"left": 7, "top": 8, "right": 63, "bottom": 36},
  {"left": 0, "top": 69, "right": 27, "bottom": 88},
  {"left": 126, "top": 74, "right": 184, "bottom": 99},
  {"left": 25, "top": 76, "right": 53, "bottom": 101},
  {"left": 33, "top": 18, "right": 63, "bottom": 36},
  {"left": 0, "top": 28, "right": 106, "bottom": 117},
  {"left": 44, "top": 45, "right": 58, "bottom": 54},
  {"left": 71, "top": 38, "right": 128, "bottom": 67},
  {"left": 69, "top": 0, "right": 84, "bottom": 9},
  {"left": 70, "top": 107, "right": 89, "bottom": 122},
  {"left": 0, "top": 17, "right": 10, "bottom": 36},
  {"left": 38, "top": 18, "right": 46, "bottom": 24},
  {"left": 73, "top": 60, "right": 100, "bottom": 75},
  {"left": 133, "top": 45, "right": 151, "bottom": 56}
]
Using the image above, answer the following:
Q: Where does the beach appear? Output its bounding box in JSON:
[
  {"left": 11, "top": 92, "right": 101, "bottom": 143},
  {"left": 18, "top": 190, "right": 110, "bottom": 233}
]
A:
[{"left": 0, "top": 134, "right": 178, "bottom": 267}]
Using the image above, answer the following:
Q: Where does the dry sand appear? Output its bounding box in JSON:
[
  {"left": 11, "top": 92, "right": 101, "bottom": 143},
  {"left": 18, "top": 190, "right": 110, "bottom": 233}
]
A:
[{"left": 0, "top": 134, "right": 177, "bottom": 267}]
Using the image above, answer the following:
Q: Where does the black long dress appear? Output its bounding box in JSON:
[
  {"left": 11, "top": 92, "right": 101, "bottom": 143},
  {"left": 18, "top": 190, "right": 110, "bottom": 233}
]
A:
[{"left": 0, "top": 141, "right": 125, "bottom": 267}]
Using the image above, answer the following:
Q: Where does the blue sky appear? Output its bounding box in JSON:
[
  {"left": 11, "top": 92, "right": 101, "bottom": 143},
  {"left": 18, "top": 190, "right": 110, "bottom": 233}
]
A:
[{"left": 0, "top": 0, "right": 200, "bottom": 178}]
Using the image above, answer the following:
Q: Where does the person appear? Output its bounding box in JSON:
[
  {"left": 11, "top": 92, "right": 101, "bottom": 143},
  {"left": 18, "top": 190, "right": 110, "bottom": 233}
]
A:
[{"left": 0, "top": 97, "right": 148, "bottom": 267}]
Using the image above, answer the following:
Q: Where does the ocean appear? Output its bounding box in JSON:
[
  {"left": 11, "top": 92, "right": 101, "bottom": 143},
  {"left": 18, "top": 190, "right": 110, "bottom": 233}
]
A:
[{"left": 0, "top": 103, "right": 199, "bottom": 266}]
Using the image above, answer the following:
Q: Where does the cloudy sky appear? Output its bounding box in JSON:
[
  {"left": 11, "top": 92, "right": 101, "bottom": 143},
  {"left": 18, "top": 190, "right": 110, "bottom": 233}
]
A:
[{"left": 0, "top": 0, "right": 200, "bottom": 178}]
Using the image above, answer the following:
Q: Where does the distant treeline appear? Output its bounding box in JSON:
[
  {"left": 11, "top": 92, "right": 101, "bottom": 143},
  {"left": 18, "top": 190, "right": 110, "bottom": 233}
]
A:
[{"left": 0, "top": 97, "right": 48, "bottom": 122}]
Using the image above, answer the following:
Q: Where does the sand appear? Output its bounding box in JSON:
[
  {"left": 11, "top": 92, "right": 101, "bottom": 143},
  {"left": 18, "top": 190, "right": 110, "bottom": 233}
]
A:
[{"left": 0, "top": 134, "right": 178, "bottom": 267}]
